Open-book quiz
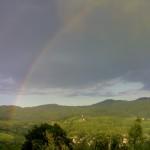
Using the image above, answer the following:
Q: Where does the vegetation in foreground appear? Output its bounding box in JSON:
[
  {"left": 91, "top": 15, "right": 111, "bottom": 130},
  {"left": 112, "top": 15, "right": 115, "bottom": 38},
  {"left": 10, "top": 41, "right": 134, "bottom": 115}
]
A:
[
  {"left": 1, "top": 117, "right": 150, "bottom": 150},
  {"left": 21, "top": 118, "right": 150, "bottom": 150}
]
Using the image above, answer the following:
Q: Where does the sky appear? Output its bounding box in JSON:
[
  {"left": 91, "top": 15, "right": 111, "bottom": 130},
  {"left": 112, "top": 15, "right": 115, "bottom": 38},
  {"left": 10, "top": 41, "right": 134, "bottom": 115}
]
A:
[{"left": 0, "top": 0, "right": 150, "bottom": 106}]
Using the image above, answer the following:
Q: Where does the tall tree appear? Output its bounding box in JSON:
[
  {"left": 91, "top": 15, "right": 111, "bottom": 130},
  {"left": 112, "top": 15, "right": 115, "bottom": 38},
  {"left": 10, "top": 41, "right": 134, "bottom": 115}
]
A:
[{"left": 128, "top": 118, "right": 143, "bottom": 150}]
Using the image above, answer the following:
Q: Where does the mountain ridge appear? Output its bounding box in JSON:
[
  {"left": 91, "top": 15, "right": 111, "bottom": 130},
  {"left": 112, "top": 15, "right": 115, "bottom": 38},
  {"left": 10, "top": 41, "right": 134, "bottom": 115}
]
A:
[{"left": 0, "top": 97, "right": 150, "bottom": 121}]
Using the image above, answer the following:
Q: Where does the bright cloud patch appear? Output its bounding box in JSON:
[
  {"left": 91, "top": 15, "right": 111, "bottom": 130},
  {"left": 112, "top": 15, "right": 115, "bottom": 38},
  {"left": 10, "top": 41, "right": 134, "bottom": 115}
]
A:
[
  {"left": 22, "top": 77, "right": 144, "bottom": 99},
  {"left": 99, "top": 78, "right": 144, "bottom": 96}
]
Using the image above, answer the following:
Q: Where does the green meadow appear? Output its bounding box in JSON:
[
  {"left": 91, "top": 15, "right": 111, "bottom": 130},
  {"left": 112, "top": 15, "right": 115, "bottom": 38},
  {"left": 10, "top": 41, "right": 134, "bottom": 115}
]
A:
[{"left": 0, "top": 116, "right": 150, "bottom": 149}]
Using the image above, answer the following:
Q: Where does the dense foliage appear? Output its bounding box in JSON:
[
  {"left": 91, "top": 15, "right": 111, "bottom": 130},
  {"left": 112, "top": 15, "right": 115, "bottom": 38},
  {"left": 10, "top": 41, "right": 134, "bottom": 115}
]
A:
[{"left": 22, "top": 123, "right": 73, "bottom": 150}]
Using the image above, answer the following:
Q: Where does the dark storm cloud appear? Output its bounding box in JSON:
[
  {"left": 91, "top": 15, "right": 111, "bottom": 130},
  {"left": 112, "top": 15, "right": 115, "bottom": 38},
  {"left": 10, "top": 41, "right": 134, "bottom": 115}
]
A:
[
  {"left": 0, "top": 0, "right": 62, "bottom": 82},
  {"left": 0, "top": 0, "right": 150, "bottom": 97},
  {"left": 27, "top": 0, "right": 150, "bottom": 92}
]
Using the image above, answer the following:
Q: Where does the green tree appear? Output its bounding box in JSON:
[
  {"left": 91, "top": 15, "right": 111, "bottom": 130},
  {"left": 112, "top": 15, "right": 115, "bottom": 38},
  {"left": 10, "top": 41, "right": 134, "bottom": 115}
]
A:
[
  {"left": 128, "top": 118, "right": 143, "bottom": 150},
  {"left": 22, "top": 123, "right": 73, "bottom": 150}
]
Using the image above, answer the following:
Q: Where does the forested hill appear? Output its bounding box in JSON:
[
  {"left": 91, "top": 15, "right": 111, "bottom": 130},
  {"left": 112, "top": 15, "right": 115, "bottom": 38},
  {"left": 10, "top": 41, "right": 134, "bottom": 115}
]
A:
[{"left": 0, "top": 97, "right": 150, "bottom": 121}]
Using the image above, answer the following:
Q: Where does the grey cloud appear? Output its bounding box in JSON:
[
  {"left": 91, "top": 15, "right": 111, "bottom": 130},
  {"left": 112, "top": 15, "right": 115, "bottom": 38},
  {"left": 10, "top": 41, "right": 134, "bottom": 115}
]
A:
[
  {"left": 0, "top": 0, "right": 62, "bottom": 81},
  {"left": 122, "top": 70, "right": 150, "bottom": 90},
  {"left": 22, "top": 77, "right": 144, "bottom": 99},
  {"left": 0, "top": 75, "right": 17, "bottom": 94},
  {"left": 0, "top": 0, "right": 150, "bottom": 97}
]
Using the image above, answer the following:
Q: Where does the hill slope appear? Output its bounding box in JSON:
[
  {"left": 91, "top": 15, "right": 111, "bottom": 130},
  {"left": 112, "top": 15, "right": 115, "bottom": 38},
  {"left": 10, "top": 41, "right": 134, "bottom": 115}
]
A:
[{"left": 0, "top": 97, "right": 150, "bottom": 121}]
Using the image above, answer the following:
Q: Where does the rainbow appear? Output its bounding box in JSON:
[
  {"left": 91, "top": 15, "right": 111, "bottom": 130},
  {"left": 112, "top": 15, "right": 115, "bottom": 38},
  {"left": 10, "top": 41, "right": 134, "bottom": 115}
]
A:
[{"left": 10, "top": 0, "right": 99, "bottom": 119}]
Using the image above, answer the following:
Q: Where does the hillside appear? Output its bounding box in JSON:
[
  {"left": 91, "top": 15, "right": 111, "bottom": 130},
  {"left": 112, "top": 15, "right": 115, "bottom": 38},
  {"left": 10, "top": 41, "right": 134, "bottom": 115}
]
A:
[{"left": 0, "top": 97, "right": 150, "bottom": 121}]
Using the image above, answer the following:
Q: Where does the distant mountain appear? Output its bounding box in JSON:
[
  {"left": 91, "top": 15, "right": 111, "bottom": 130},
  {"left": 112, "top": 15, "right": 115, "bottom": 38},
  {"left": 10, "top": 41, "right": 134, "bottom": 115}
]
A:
[{"left": 0, "top": 97, "right": 150, "bottom": 121}]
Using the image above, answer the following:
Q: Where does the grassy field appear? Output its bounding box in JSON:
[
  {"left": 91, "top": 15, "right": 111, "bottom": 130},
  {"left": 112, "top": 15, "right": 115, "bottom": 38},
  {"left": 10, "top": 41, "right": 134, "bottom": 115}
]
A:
[{"left": 1, "top": 115, "right": 150, "bottom": 149}]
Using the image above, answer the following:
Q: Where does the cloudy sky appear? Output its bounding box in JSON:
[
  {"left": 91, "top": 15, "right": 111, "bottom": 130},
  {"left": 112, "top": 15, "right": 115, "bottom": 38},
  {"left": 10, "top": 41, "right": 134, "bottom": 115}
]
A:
[{"left": 0, "top": 0, "right": 150, "bottom": 106}]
